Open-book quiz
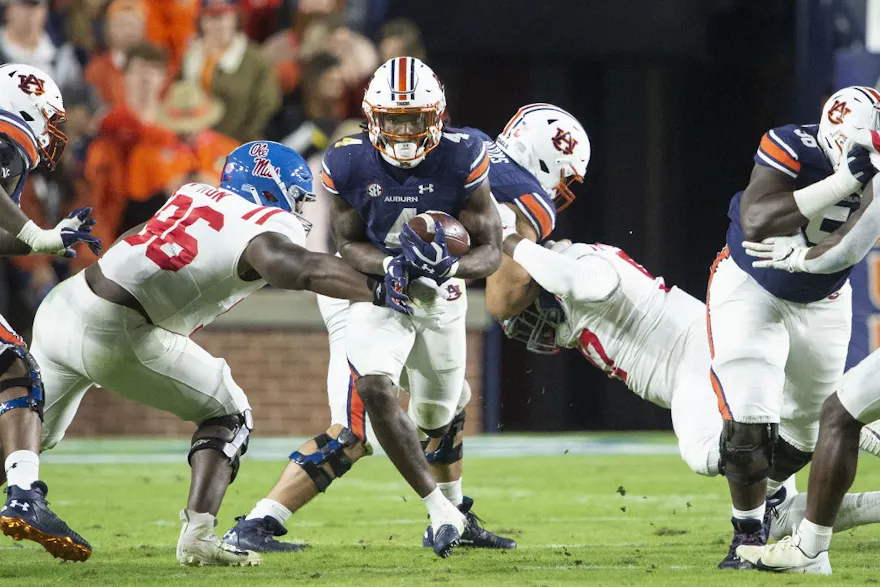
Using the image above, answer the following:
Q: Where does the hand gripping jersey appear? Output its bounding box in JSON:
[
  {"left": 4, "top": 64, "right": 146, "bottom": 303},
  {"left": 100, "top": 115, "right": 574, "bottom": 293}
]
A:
[
  {"left": 553, "top": 243, "right": 705, "bottom": 407},
  {"left": 726, "top": 124, "right": 861, "bottom": 302},
  {"left": 320, "top": 127, "right": 489, "bottom": 255},
  {"left": 99, "top": 182, "right": 306, "bottom": 335},
  {"left": 465, "top": 127, "right": 556, "bottom": 241}
]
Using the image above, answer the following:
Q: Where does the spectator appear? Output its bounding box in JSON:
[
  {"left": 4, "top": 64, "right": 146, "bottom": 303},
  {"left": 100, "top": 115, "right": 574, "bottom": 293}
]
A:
[
  {"left": 377, "top": 18, "right": 426, "bottom": 62},
  {"left": 0, "top": 0, "right": 87, "bottom": 95},
  {"left": 144, "top": 0, "right": 197, "bottom": 76},
  {"left": 65, "top": 0, "right": 111, "bottom": 61},
  {"left": 130, "top": 81, "right": 238, "bottom": 205},
  {"left": 84, "top": 42, "right": 170, "bottom": 241},
  {"left": 84, "top": 0, "right": 148, "bottom": 108},
  {"left": 268, "top": 52, "right": 345, "bottom": 160},
  {"left": 181, "top": 0, "right": 280, "bottom": 142}
]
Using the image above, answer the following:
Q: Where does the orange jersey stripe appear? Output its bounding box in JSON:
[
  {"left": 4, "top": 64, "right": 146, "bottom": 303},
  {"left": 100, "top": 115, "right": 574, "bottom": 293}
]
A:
[
  {"left": 0, "top": 323, "right": 24, "bottom": 347},
  {"left": 321, "top": 169, "right": 336, "bottom": 191},
  {"left": 0, "top": 120, "right": 39, "bottom": 168},
  {"left": 465, "top": 153, "right": 489, "bottom": 185},
  {"left": 759, "top": 134, "right": 800, "bottom": 173},
  {"left": 347, "top": 366, "right": 366, "bottom": 440},
  {"left": 706, "top": 246, "right": 729, "bottom": 359},
  {"left": 520, "top": 194, "right": 553, "bottom": 239}
]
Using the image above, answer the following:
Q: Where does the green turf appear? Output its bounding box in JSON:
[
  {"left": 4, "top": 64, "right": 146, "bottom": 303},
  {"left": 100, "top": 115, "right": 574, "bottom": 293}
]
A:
[{"left": 5, "top": 437, "right": 880, "bottom": 586}]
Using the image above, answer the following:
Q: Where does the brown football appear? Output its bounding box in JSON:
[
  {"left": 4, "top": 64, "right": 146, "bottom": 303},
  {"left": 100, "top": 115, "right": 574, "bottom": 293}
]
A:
[{"left": 406, "top": 211, "right": 471, "bottom": 256}]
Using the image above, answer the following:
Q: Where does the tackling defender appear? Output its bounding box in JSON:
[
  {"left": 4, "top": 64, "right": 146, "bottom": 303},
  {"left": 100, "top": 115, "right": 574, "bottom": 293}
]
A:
[
  {"left": 224, "top": 57, "right": 504, "bottom": 558},
  {"left": 496, "top": 209, "right": 880, "bottom": 543},
  {"left": 223, "top": 102, "right": 587, "bottom": 555},
  {"left": 0, "top": 63, "right": 100, "bottom": 561},
  {"left": 31, "top": 141, "right": 409, "bottom": 566},
  {"left": 706, "top": 86, "right": 879, "bottom": 568}
]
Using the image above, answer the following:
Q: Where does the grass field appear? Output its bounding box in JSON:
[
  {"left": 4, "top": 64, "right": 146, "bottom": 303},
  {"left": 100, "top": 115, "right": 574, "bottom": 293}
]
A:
[{"left": 5, "top": 433, "right": 880, "bottom": 586}]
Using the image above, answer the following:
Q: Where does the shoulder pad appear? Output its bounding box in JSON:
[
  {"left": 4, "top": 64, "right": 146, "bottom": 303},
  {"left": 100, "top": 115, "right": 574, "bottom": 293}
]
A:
[
  {"left": 261, "top": 211, "right": 307, "bottom": 248},
  {"left": 0, "top": 136, "right": 29, "bottom": 180},
  {"left": 754, "top": 124, "right": 822, "bottom": 178}
]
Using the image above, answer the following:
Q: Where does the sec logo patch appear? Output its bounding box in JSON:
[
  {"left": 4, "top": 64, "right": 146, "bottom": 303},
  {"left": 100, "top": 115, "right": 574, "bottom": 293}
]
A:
[{"left": 367, "top": 182, "right": 384, "bottom": 198}]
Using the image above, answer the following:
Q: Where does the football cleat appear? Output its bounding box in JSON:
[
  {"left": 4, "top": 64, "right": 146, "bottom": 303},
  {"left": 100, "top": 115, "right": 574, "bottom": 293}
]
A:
[
  {"left": 736, "top": 534, "right": 832, "bottom": 575},
  {"left": 432, "top": 523, "right": 460, "bottom": 558},
  {"left": 177, "top": 509, "right": 261, "bottom": 567},
  {"left": 717, "top": 517, "right": 764, "bottom": 570},
  {"left": 223, "top": 515, "right": 306, "bottom": 553},
  {"left": 423, "top": 496, "right": 517, "bottom": 549},
  {"left": 0, "top": 481, "right": 91, "bottom": 561}
]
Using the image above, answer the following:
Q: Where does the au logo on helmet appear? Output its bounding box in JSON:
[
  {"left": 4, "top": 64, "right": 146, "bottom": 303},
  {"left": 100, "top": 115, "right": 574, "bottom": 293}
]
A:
[
  {"left": 826, "top": 100, "right": 852, "bottom": 125},
  {"left": 17, "top": 73, "right": 45, "bottom": 96},
  {"left": 551, "top": 128, "right": 578, "bottom": 155}
]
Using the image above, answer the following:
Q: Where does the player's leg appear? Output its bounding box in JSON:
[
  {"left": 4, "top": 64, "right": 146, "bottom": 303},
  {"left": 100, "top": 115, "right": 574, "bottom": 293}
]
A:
[
  {"left": 225, "top": 295, "right": 368, "bottom": 553},
  {"left": 344, "top": 301, "right": 464, "bottom": 557},
  {"left": 707, "top": 252, "right": 788, "bottom": 569}
]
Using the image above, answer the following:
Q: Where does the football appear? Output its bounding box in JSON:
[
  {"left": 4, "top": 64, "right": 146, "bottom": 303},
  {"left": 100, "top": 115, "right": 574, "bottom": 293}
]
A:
[{"left": 406, "top": 211, "right": 471, "bottom": 256}]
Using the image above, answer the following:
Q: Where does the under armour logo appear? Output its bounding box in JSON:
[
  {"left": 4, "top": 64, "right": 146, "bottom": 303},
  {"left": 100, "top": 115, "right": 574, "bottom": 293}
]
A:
[
  {"left": 418, "top": 184, "right": 434, "bottom": 194},
  {"left": 8, "top": 500, "right": 29, "bottom": 511},
  {"left": 420, "top": 263, "right": 435, "bottom": 274}
]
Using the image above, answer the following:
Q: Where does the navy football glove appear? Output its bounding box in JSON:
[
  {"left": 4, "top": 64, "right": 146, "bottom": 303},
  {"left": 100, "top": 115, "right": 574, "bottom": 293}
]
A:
[
  {"left": 399, "top": 222, "right": 460, "bottom": 285},
  {"left": 59, "top": 207, "right": 102, "bottom": 258},
  {"left": 370, "top": 255, "right": 413, "bottom": 315},
  {"left": 844, "top": 144, "right": 877, "bottom": 187}
]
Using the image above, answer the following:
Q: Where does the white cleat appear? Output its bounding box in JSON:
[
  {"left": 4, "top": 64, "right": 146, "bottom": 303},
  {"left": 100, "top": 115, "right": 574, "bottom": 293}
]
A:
[
  {"left": 736, "top": 535, "right": 831, "bottom": 575},
  {"left": 177, "top": 509, "right": 262, "bottom": 567}
]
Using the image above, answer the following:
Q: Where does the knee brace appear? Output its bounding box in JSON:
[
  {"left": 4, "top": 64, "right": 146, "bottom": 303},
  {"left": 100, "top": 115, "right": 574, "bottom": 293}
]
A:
[
  {"left": 421, "top": 410, "right": 465, "bottom": 465},
  {"left": 188, "top": 410, "right": 253, "bottom": 483},
  {"left": 290, "top": 427, "right": 359, "bottom": 493},
  {"left": 769, "top": 436, "right": 812, "bottom": 481},
  {"left": 0, "top": 347, "right": 44, "bottom": 420},
  {"left": 718, "top": 421, "right": 777, "bottom": 486}
]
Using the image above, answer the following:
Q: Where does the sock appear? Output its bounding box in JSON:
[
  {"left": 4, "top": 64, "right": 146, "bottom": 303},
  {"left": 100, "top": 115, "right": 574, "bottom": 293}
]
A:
[
  {"left": 422, "top": 487, "right": 462, "bottom": 530},
  {"left": 733, "top": 503, "right": 766, "bottom": 523},
  {"left": 796, "top": 518, "right": 832, "bottom": 557},
  {"left": 830, "top": 491, "right": 880, "bottom": 532},
  {"left": 766, "top": 478, "right": 784, "bottom": 498},
  {"left": 246, "top": 498, "right": 292, "bottom": 525},
  {"left": 438, "top": 479, "right": 463, "bottom": 507},
  {"left": 781, "top": 474, "right": 799, "bottom": 499},
  {"left": 859, "top": 422, "right": 880, "bottom": 457},
  {"left": 5, "top": 450, "right": 39, "bottom": 490}
]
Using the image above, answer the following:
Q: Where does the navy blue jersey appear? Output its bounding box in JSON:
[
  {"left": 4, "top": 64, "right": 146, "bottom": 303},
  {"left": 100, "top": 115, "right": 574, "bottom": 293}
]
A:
[
  {"left": 465, "top": 127, "right": 556, "bottom": 240},
  {"left": 321, "top": 128, "right": 489, "bottom": 255},
  {"left": 0, "top": 109, "right": 38, "bottom": 204},
  {"left": 725, "top": 124, "right": 860, "bottom": 303}
]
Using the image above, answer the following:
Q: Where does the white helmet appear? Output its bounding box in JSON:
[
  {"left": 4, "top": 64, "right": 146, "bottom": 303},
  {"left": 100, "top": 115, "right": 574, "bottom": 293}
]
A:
[
  {"left": 818, "top": 86, "right": 880, "bottom": 169},
  {"left": 496, "top": 103, "right": 590, "bottom": 211},
  {"left": 0, "top": 63, "right": 66, "bottom": 170},
  {"left": 361, "top": 57, "right": 446, "bottom": 168}
]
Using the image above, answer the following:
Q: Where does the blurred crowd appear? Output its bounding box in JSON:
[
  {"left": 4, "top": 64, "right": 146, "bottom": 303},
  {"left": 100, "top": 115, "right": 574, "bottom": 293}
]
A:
[{"left": 0, "top": 0, "right": 429, "bottom": 333}]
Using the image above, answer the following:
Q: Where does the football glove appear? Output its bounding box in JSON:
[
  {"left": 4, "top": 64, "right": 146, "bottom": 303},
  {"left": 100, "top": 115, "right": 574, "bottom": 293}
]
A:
[
  {"left": 17, "top": 207, "right": 103, "bottom": 258},
  {"left": 371, "top": 254, "right": 413, "bottom": 315},
  {"left": 399, "top": 222, "right": 460, "bottom": 285},
  {"left": 842, "top": 143, "right": 877, "bottom": 187},
  {"left": 743, "top": 234, "right": 810, "bottom": 273}
]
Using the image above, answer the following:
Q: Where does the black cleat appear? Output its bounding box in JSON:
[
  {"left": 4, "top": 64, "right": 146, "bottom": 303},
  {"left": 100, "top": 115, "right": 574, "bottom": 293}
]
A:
[
  {"left": 0, "top": 481, "right": 91, "bottom": 561},
  {"left": 223, "top": 515, "right": 306, "bottom": 553},
  {"left": 718, "top": 517, "right": 764, "bottom": 570},
  {"left": 432, "top": 524, "right": 460, "bottom": 558},
  {"left": 423, "top": 496, "right": 517, "bottom": 549}
]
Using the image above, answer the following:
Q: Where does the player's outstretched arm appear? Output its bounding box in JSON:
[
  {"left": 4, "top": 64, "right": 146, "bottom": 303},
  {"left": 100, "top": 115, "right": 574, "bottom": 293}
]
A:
[
  {"left": 241, "top": 232, "right": 377, "bottom": 301},
  {"left": 746, "top": 180, "right": 878, "bottom": 274},
  {"left": 330, "top": 194, "right": 387, "bottom": 276},
  {"left": 485, "top": 202, "right": 541, "bottom": 320},
  {"left": 502, "top": 233, "right": 619, "bottom": 302},
  {"left": 455, "top": 182, "right": 502, "bottom": 280}
]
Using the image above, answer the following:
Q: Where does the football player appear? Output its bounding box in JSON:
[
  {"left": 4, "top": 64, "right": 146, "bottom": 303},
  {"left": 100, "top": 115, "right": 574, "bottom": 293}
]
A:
[
  {"left": 223, "top": 57, "right": 504, "bottom": 559},
  {"left": 497, "top": 206, "right": 880, "bottom": 544},
  {"left": 31, "top": 141, "right": 409, "bottom": 566},
  {"left": 733, "top": 122, "right": 880, "bottom": 574},
  {"left": 0, "top": 63, "right": 100, "bottom": 562},
  {"left": 706, "top": 86, "right": 879, "bottom": 568}
]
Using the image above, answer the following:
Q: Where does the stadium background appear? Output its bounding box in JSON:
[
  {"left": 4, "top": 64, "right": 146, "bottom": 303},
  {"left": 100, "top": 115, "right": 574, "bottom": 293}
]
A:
[{"left": 0, "top": 0, "right": 878, "bottom": 438}]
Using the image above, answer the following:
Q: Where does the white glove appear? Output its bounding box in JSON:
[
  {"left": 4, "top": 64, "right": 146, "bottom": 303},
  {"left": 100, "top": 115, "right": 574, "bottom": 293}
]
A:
[
  {"left": 545, "top": 239, "right": 573, "bottom": 253},
  {"left": 743, "top": 235, "right": 810, "bottom": 273},
  {"left": 494, "top": 200, "right": 518, "bottom": 240}
]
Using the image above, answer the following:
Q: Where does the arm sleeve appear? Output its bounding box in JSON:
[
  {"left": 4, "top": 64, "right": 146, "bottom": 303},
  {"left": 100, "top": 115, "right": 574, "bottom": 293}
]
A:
[
  {"left": 511, "top": 238, "right": 620, "bottom": 302},
  {"left": 802, "top": 190, "right": 880, "bottom": 274}
]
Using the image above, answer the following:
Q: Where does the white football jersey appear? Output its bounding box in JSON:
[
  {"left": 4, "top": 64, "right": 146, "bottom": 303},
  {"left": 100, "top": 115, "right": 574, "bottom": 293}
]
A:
[
  {"left": 554, "top": 243, "right": 705, "bottom": 406},
  {"left": 99, "top": 183, "right": 307, "bottom": 336}
]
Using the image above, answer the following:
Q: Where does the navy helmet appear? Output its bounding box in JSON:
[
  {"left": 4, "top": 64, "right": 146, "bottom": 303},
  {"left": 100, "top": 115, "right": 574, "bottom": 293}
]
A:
[{"left": 220, "top": 141, "right": 315, "bottom": 232}]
